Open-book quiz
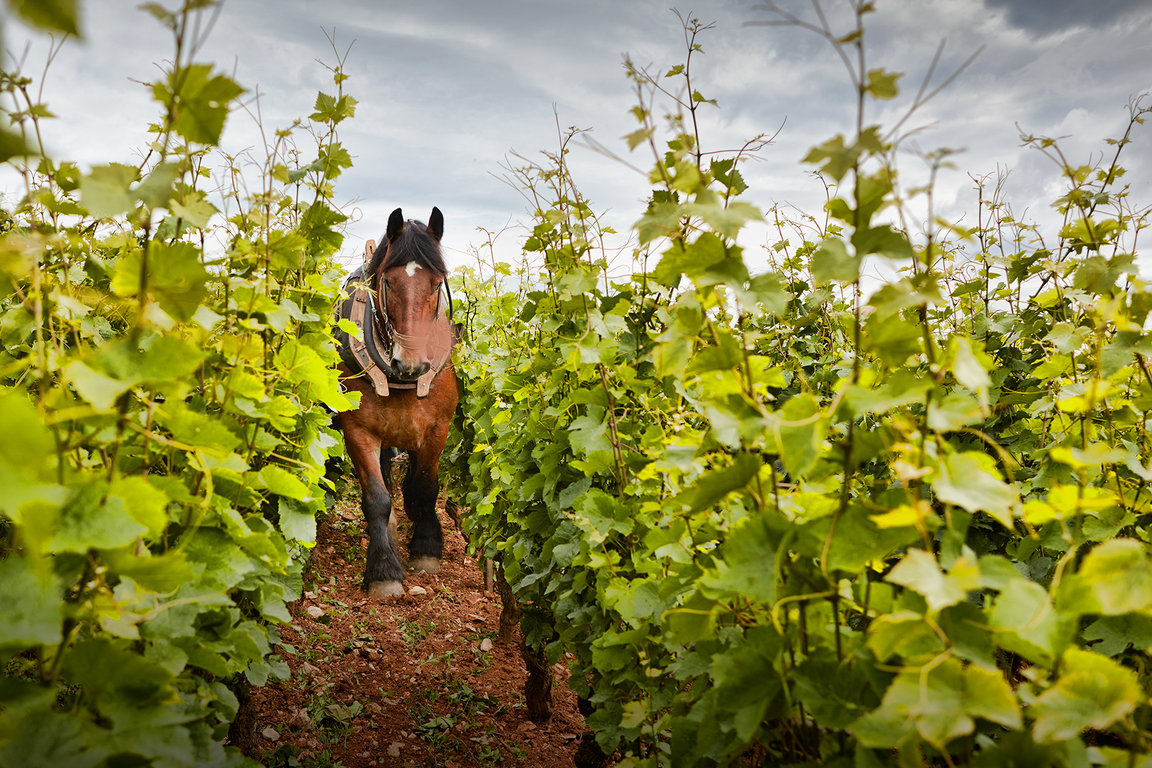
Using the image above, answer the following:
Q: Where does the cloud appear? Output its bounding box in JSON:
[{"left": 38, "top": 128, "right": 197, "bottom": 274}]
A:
[
  {"left": 983, "top": 0, "right": 1151, "bottom": 35},
  {"left": 3, "top": 0, "right": 1152, "bottom": 274}
]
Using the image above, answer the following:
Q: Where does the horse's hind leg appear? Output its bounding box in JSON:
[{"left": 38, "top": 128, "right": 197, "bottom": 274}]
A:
[
  {"left": 404, "top": 448, "right": 443, "bottom": 573},
  {"left": 345, "top": 430, "right": 405, "bottom": 596}
]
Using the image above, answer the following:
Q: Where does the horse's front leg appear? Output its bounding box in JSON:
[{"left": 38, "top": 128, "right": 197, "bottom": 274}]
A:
[
  {"left": 345, "top": 430, "right": 405, "bottom": 597},
  {"left": 403, "top": 448, "right": 443, "bottom": 573}
]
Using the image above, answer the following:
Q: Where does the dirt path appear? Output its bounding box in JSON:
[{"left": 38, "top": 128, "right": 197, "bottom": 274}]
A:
[{"left": 243, "top": 490, "right": 585, "bottom": 768}]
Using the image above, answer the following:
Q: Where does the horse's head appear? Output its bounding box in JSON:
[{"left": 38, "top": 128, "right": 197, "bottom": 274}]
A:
[{"left": 371, "top": 207, "right": 449, "bottom": 380}]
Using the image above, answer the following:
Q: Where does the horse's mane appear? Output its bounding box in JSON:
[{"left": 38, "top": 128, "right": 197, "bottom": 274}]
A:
[{"left": 366, "top": 219, "right": 446, "bottom": 278}]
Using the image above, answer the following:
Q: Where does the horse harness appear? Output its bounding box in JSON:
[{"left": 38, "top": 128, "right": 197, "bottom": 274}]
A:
[{"left": 337, "top": 240, "right": 457, "bottom": 398}]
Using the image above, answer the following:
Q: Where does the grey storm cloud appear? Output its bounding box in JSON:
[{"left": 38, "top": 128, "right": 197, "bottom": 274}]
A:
[
  {"left": 983, "top": 0, "right": 1152, "bottom": 34},
  {"left": 3, "top": 0, "right": 1151, "bottom": 273}
]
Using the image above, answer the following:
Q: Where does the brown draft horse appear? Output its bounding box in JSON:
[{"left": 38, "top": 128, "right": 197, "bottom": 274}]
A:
[{"left": 335, "top": 207, "right": 458, "bottom": 598}]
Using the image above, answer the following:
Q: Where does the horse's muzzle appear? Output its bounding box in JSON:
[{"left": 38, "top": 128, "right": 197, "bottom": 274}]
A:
[{"left": 392, "top": 359, "right": 431, "bottom": 379}]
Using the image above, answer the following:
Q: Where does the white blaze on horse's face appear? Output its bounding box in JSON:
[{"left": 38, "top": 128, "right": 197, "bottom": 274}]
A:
[{"left": 404, "top": 261, "right": 422, "bottom": 277}]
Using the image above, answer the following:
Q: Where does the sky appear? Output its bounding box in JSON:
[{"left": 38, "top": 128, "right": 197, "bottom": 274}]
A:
[{"left": 2, "top": 0, "right": 1151, "bottom": 276}]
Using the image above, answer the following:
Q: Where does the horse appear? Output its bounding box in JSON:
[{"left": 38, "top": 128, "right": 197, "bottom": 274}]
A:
[{"left": 334, "top": 207, "right": 459, "bottom": 598}]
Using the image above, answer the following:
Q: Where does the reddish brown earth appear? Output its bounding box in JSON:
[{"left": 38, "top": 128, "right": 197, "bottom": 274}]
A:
[{"left": 242, "top": 491, "right": 585, "bottom": 768}]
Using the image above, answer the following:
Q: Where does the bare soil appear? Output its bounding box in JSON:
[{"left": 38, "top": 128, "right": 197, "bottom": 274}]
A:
[{"left": 241, "top": 489, "right": 586, "bottom": 768}]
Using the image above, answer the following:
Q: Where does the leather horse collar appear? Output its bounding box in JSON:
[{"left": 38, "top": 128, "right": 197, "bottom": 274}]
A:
[{"left": 335, "top": 240, "right": 457, "bottom": 398}]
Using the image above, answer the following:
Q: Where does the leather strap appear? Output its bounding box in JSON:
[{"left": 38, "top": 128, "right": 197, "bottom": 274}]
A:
[{"left": 347, "top": 287, "right": 391, "bottom": 397}]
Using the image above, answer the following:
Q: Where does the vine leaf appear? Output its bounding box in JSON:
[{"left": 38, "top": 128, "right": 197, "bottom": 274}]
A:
[
  {"left": 1031, "top": 649, "right": 1142, "bottom": 743},
  {"left": 930, "top": 451, "right": 1019, "bottom": 527},
  {"left": 887, "top": 548, "right": 979, "bottom": 612},
  {"left": 0, "top": 558, "right": 63, "bottom": 648}
]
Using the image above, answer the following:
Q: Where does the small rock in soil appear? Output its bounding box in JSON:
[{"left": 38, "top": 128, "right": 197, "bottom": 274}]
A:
[
  {"left": 261, "top": 727, "right": 280, "bottom": 741},
  {"left": 408, "top": 585, "right": 427, "bottom": 596},
  {"left": 305, "top": 605, "right": 324, "bottom": 619},
  {"left": 301, "top": 661, "right": 320, "bottom": 677},
  {"left": 479, "top": 638, "right": 494, "bottom": 652},
  {"left": 387, "top": 743, "right": 402, "bottom": 758}
]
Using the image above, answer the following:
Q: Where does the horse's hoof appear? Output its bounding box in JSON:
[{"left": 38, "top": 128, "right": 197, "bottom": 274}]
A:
[
  {"left": 367, "top": 580, "right": 405, "bottom": 598},
  {"left": 409, "top": 556, "right": 441, "bottom": 574}
]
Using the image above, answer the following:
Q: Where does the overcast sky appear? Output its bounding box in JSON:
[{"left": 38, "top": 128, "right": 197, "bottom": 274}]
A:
[{"left": 3, "top": 0, "right": 1151, "bottom": 275}]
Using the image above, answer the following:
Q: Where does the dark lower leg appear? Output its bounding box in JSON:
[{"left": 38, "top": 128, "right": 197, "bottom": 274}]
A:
[
  {"left": 362, "top": 480, "right": 403, "bottom": 585},
  {"left": 403, "top": 459, "right": 443, "bottom": 560}
]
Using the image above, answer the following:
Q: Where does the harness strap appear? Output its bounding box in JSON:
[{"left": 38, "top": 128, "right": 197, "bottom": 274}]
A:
[
  {"left": 347, "top": 288, "right": 391, "bottom": 397},
  {"left": 339, "top": 282, "right": 455, "bottom": 398}
]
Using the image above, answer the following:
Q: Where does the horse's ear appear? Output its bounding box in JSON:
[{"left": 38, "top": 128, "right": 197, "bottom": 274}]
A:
[
  {"left": 386, "top": 208, "right": 404, "bottom": 242},
  {"left": 428, "top": 207, "right": 444, "bottom": 241}
]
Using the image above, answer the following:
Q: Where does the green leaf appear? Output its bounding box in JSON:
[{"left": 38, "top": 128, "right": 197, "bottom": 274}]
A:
[
  {"left": 810, "top": 237, "right": 859, "bottom": 285},
  {"left": 668, "top": 452, "right": 760, "bottom": 512},
  {"left": 0, "top": 126, "right": 34, "bottom": 163},
  {"left": 804, "top": 134, "right": 860, "bottom": 182},
  {"left": 61, "top": 638, "right": 174, "bottom": 728},
  {"left": 168, "top": 189, "right": 219, "bottom": 228},
  {"left": 0, "top": 557, "right": 62, "bottom": 649},
  {"left": 604, "top": 578, "right": 664, "bottom": 629},
  {"left": 1059, "top": 539, "right": 1152, "bottom": 616},
  {"left": 636, "top": 200, "right": 683, "bottom": 247},
  {"left": 0, "top": 708, "right": 104, "bottom": 768},
  {"left": 930, "top": 451, "right": 1018, "bottom": 527},
  {"left": 48, "top": 481, "right": 148, "bottom": 553},
  {"left": 663, "top": 590, "right": 718, "bottom": 644},
  {"left": 112, "top": 241, "right": 209, "bottom": 320},
  {"left": 109, "top": 476, "right": 170, "bottom": 536},
  {"left": 336, "top": 317, "right": 361, "bottom": 340},
  {"left": 101, "top": 549, "right": 193, "bottom": 595},
  {"left": 866, "top": 611, "right": 945, "bottom": 662},
  {"left": 278, "top": 498, "right": 318, "bottom": 544},
  {"left": 80, "top": 163, "right": 138, "bottom": 218},
  {"left": 619, "top": 700, "right": 646, "bottom": 729},
  {"left": 989, "top": 579, "right": 1068, "bottom": 666},
  {"left": 1082, "top": 614, "right": 1152, "bottom": 657},
  {"left": 684, "top": 196, "right": 761, "bottom": 241},
  {"left": 310, "top": 91, "right": 357, "bottom": 124},
  {"left": 853, "top": 224, "right": 914, "bottom": 260},
  {"left": 792, "top": 649, "right": 877, "bottom": 729},
  {"left": 63, "top": 359, "right": 127, "bottom": 411},
  {"left": 7, "top": 0, "right": 80, "bottom": 35},
  {"left": 927, "top": 391, "right": 985, "bottom": 432},
  {"left": 865, "top": 68, "right": 902, "bottom": 99},
  {"left": 134, "top": 162, "right": 179, "bottom": 209},
  {"left": 1031, "top": 649, "right": 1142, "bottom": 743},
  {"left": 799, "top": 504, "right": 922, "bottom": 574},
  {"left": 770, "top": 393, "right": 828, "bottom": 478},
  {"left": 850, "top": 657, "right": 1018, "bottom": 750},
  {"left": 844, "top": 368, "right": 932, "bottom": 416},
  {"left": 699, "top": 514, "right": 778, "bottom": 604},
  {"left": 571, "top": 488, "right": 631, "bottom": 542},
  {"left": 568, "top": 414, "right": 613, "bottom": 459},
  {"left": 258, "top": 465, "right": 310, "bottom": 501},
  {"left": 623, "top": 127, "right": 654, "bottom": 151},
  {"left": 154, "top": 64, "right": 245, "bottom": 145},
  {"left": 157, "top": 403, "right": 242, "bottom": 455},
  {"left": 886, "top": 548, "right": 980, "bottom": 612}
]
